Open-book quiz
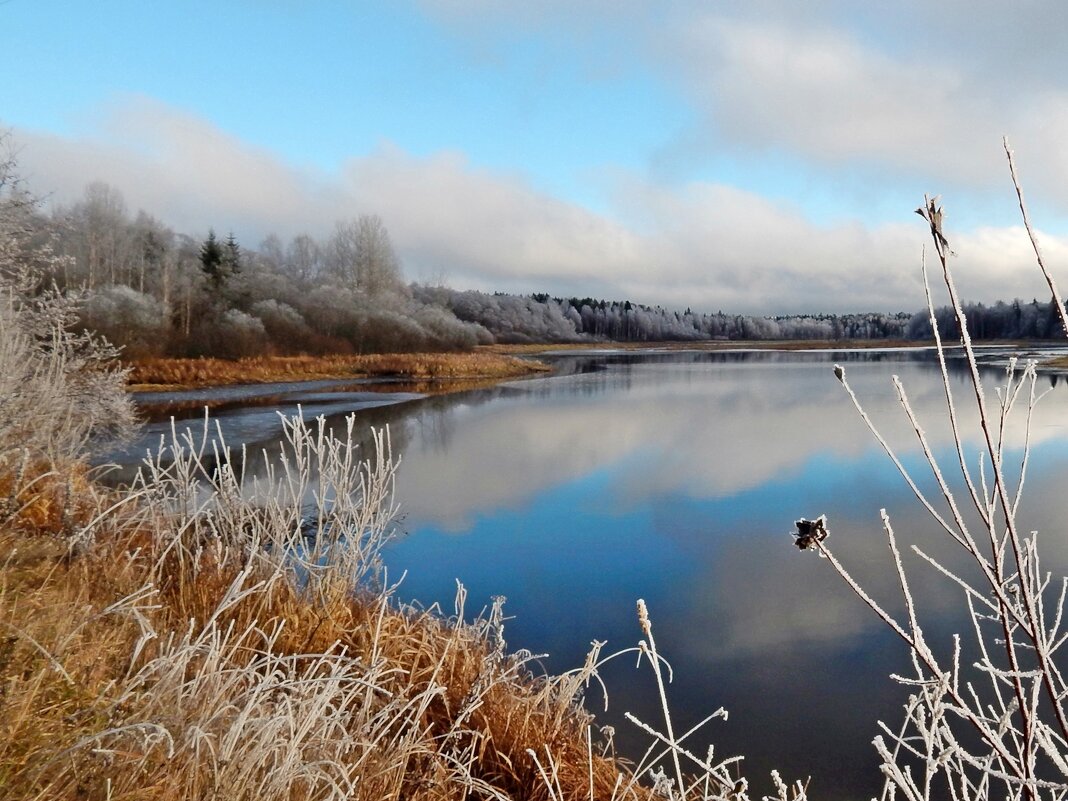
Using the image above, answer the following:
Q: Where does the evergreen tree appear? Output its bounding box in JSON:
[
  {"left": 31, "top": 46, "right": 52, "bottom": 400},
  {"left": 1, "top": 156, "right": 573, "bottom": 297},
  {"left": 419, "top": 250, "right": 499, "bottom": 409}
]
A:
[
  {"left": 199, "top": 229, "right": 224, "bottom": 289},
  {"left": 222, "top": 231, "right": 242, "bottom": 277}
]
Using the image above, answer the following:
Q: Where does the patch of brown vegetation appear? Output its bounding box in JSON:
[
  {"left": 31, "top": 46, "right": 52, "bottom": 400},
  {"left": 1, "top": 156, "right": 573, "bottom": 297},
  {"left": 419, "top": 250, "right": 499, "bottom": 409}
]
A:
[
  {"left": 126, "top": 352, "right": 550, "bottom": 390},
  {"left": 0, "top": 450, "right": 650, "bottom": 801}
]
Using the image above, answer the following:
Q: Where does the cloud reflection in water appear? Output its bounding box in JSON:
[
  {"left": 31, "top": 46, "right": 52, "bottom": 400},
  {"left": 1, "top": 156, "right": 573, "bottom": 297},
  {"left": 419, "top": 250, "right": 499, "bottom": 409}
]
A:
[{"left": 382, "top": 350, "right": 1068, "bottom": 799}]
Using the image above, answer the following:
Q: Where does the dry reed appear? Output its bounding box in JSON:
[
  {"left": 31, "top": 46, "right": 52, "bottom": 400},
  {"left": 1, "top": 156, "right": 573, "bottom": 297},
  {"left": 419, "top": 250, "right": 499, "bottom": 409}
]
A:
[
  {"left": 0, "top": 408, "right": 661, "bottom": 800},
  {"left": 126, "top": 352, "right": 549, "bottom": 389}
]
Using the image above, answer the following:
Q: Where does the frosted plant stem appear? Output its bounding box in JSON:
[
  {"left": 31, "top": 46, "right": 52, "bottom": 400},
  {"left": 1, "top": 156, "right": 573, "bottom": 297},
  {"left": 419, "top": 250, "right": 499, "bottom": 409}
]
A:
[
  {"left": 1011, "top": 368, "right": 1042, "bottom": 519},
  {"left": 931, "top": 239, "right": 1038, "bottom": 792},
  {"left": 882, "top": 511, "right": 933, "bottom": 665},
  {"left": 1005, "top": 138, "right": 1068, "bottom": 339},
  {"left": 636, "top": 599, "right": 686, "bottom": 798},
  {"left": 837, "top": 369, "right": 970, "bottom": 551},
  {"left": 891, "top": 375, "right": 987, "bottom": 566},
  {"left": 920, "top": 251, "right": 986, "bottom": 525},
  {"left": 926, "top": 200, "right": 1068, "bottom": 749},
  {"left": 815, "top": 537, "right": 1025, "bottom": 778}
]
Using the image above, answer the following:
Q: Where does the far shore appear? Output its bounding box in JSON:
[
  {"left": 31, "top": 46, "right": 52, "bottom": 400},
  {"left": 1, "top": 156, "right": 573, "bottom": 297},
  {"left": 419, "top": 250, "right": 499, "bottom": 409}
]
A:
[
  {"left": 125, "top": 351, "right": 551, "bottom": 391},
  {"left": 125, "top": 338, "right": 1068, "bottom": 392}
]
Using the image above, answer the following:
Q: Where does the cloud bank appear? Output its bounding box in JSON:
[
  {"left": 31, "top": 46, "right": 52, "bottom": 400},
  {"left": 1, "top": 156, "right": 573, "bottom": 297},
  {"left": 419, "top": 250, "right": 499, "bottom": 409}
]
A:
[{"left": 8, "top": 93, "right": 1064, "bottom": 315}]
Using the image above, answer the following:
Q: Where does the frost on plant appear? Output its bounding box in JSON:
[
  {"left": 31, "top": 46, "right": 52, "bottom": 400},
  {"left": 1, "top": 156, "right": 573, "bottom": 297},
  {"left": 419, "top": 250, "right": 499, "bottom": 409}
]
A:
[
  {"left": 797, "top": 141, "right": 1068, "bottom": 801},
  {"left": 793, "top": 516, "right": 828, "bottom": 552},
  {"left": 0, "top": 137, "right": 135, "bottom": 466}
]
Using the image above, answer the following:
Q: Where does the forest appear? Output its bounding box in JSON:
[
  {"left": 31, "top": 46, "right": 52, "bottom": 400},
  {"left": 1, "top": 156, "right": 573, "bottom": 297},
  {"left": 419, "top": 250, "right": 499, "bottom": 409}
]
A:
[{"left": 10, "top": 175, "right": 1067, "bottom": 357}]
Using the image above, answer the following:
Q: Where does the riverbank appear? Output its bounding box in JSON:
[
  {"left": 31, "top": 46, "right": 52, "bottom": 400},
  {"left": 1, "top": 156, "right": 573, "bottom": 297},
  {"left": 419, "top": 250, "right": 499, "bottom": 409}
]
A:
[
  {"left": 126, "top": 338, "right": 1068, "bottom": 394},
  {"left": 3, "top": 277, "right": 678, "bottom": 800},
  {"left": 126, "top": 351, "right": 551, "bottom": 390},
  {"left": 126, "top": 340, "right": 924, "bottom": 391},
  {"left": 0, "top": 448, "right": 649, "bottom": 800},
  {"left": 486, "top": 338, "right": 931, "bottom": 354}
]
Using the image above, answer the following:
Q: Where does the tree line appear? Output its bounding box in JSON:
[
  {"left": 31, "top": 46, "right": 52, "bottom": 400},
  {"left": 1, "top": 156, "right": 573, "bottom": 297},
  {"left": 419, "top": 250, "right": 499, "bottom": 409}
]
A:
[
  {"left": 413, "top": 286, "right": 914, "bottom": 343},
  {"left": 7, "top": 170, "right": 1065, "bottom": 357}
]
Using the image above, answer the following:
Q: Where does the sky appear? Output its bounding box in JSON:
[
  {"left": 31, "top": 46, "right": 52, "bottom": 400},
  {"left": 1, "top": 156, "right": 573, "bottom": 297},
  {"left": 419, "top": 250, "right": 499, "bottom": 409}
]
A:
[{"left": 4, "top": 0, "right": 1068, "bottom": 313}]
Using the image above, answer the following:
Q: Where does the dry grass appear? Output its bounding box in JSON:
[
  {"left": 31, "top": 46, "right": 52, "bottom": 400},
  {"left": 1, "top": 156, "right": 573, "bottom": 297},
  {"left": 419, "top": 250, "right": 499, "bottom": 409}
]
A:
[
  {"left": 126, "top": 352, "right": 550, "bottom": 390},
  {"left": 0, "top": 414, "right": 664, "bottom": 801}
]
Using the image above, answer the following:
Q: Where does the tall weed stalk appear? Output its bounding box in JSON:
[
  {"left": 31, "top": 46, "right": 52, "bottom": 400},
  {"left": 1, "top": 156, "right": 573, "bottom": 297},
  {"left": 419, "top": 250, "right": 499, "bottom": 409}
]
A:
[{"left": 791, "top": 141, "right": 1068, "bottom": 800}]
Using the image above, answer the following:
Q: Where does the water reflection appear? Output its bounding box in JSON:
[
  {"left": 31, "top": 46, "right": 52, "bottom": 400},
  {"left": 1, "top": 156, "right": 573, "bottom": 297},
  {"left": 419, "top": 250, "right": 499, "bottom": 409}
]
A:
[
  {"left": 379, "top": 349, "right": 1068, "bottom": 799},
  {"left": 389, "top": 351, "right": 1066, "bottom": 532},
  {"left": 106, "top": 348, "right": 1068, "bottom": 799}
]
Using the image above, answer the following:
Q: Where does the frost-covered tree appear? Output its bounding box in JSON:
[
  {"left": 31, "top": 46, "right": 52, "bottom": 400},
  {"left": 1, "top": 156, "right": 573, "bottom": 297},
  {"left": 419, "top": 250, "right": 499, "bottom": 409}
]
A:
[
  {"left": 327, "top": 215, "right": 402, "bottom": 298},
  {"left": 0, "top": 141, "right": 135, "bottom": 461}
]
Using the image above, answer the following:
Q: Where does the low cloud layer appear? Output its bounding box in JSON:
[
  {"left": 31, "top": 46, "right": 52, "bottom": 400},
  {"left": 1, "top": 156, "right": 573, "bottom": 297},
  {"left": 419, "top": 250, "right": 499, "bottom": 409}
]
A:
[{"left": 8, "top": 97, "right": 1064, "bottom": 314}]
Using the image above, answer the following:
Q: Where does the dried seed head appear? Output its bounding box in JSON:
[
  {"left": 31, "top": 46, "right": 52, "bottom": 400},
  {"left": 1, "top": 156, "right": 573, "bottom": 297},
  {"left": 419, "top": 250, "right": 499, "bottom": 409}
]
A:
[
  {"left": 636, "top": 598, "right": 651, "bottom": 636},
  {"left": 794, "top": 515, "right": 829, "bottom": 551}
]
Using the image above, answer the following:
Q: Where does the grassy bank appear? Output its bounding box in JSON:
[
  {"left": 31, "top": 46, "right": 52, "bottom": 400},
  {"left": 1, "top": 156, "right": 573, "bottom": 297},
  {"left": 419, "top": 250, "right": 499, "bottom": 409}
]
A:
[
  {"left": 126, "top": 340, "right": 936, "bottom": 391},
  {"left": 126, "top": 351, "right": 550, "bottom": 390},
  {"left": 0, "top": 441, "right": 641, "bottom": 800}
]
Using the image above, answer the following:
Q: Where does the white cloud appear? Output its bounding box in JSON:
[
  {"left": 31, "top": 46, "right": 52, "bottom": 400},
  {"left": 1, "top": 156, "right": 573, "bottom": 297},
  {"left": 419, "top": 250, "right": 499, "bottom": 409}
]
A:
[
  {"left": 12, "top": 97, "right": 345, "bottom": 239},
  {"left": 338, "top": 145, "right": 647, "bottom": 295},
  {"left": 665, "top": 17, "right": 999, "bottom": 178},
  {"left": 650, "top": 8, "right": 1068, "bottom": 208},
  {"left": 420, "top": 1, "right": 1068, "bottom": 217}
]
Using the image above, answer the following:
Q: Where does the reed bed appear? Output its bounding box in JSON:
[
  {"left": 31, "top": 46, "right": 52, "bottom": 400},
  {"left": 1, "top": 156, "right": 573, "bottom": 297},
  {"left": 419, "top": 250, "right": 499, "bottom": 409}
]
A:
[
  {"left": 126, "top": 352, "right": 549, "bottom": 389},
  {"left": 0, "top": 415, "right": 650, "bottom": 800}
]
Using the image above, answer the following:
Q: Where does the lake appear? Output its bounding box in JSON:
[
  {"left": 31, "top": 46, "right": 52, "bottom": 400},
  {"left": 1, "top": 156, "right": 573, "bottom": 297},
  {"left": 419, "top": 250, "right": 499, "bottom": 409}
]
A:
[{"left": 111, "top": 347, "right": 1068, "bottom": 799}]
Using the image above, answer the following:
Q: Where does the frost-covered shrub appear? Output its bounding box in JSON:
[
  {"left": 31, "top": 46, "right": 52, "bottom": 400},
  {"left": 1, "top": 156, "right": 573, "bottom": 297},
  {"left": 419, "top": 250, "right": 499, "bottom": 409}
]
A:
[
  {"left": 357, "top": 308, "right": 428, "bottom": 352},
  {"left": 0, "top": 277, "right": 135, "bottom": 463},
  {"left": 215, "top": 308, "right": 269, "bottom": 359},
  {"left": 249, "top": 298, "right": 315, "bottom": 351},
  {"left": 412, "top": 304, "right": 492, "bottom": 350},
  {"left": 0, "top": 148, "right": 135, "bottom": 464},
  {"left": 300, "top": 284, "right": 363, "bottom": 343},
  {"left": 80, "top": 285, "right": 167, "bottom": 358}
]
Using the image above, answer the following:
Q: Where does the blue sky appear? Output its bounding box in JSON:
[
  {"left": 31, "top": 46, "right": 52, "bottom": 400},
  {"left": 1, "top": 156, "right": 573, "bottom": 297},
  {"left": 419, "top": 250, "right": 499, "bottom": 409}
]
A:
[{"left": 5, "top": 0, "right": 1068, "bottom": 312}]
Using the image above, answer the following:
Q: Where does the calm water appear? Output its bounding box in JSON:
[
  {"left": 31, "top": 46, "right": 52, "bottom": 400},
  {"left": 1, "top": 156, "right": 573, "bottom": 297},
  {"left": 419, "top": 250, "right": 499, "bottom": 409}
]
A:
[{"left": 113, "top": 348, "right": 1068, "bottom": 799}]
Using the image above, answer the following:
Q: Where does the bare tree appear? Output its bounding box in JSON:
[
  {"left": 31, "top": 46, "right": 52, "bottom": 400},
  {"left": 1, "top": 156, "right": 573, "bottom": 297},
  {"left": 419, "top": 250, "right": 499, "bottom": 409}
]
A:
[
  {"left": 58, "top": 181, "right": 131, "bottom": 290},
  {"left": 326, "top": 215, "right": 402, "bottom": 298},
  {"left": 286, "top": 232, "right": 324, "bottom": 287}
]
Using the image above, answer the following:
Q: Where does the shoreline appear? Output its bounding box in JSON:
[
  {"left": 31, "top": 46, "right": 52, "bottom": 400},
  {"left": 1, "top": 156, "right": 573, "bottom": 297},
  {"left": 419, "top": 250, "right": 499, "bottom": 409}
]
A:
[
  {"left": 125, "top": 338, "right": 1068, "bottom": 393},
  {"left": 125, "top": 351, "right": 551, "bottom": 392}
]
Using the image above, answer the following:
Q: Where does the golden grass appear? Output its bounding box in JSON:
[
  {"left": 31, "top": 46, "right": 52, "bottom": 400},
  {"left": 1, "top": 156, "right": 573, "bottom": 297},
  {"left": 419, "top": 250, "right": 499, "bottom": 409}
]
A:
[
  {"left": 126, "top": 352, "right": 550, "bottom": 390},
  {"left": 126, "top": 340, "right": 940, "bottom": 391},
  {"left": 0, "top": 451, "right": 649, "bottom": 801}
]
